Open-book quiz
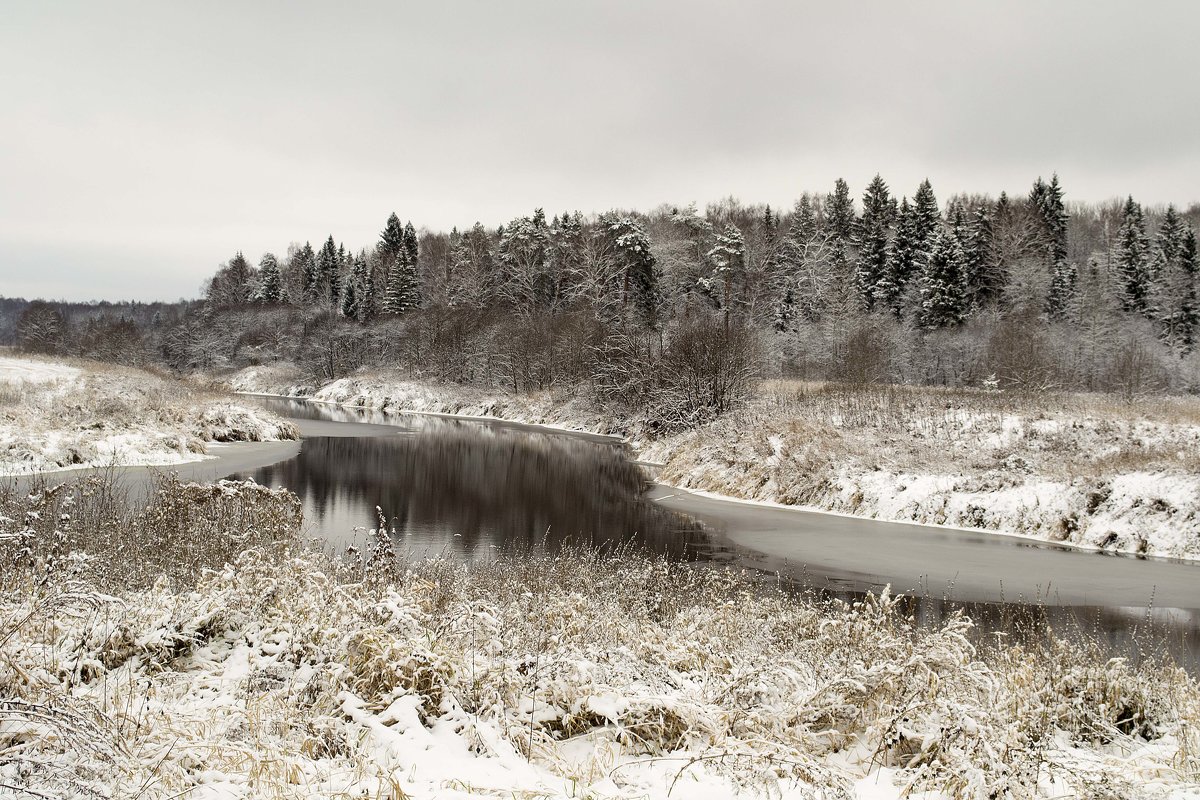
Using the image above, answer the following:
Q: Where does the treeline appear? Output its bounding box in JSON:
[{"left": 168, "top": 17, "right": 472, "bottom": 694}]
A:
[{"left": 11, "top": 175, "right": 1200, "bottom": 422}]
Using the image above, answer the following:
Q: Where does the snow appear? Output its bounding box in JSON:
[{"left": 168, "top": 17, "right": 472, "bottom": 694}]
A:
[
  {"left": 0, "top": 357, "right": 298, "bottom": 474},
  {"left": 0, "top": 355, "right": 81, "bottom": 385}
]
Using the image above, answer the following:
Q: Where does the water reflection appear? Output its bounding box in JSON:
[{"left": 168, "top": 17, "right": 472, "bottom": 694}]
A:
[{"left": 230, "top": 418, "right": 715, "bottom": 560}]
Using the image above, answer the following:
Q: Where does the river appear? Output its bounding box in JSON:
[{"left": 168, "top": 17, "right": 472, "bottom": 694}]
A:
[{"left": 224, "top": 396, "right": 1198, "bottom": 671}]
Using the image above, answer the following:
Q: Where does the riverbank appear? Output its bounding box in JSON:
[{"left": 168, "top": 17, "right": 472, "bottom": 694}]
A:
[
  {"left": 3, "top": 475, "right": 1197, "bottom": 800},
  {"left": 224, "top": 365, "right": 1200, "bottom": 560},
  {"left": 0, "top": 356, "right": 298, "bottom": 474}
]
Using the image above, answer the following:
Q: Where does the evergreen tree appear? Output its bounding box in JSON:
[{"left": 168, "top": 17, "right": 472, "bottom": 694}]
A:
[
  {"left": 256, "top": 253, "right": 282, "bottom": 304},
  {"left": 316, "top": 236, "right": 341, "bottom": 307},
  {"left": 875, "top": 197, "right": 912, "bottom": 314},
  {"left": 355, "top": 251, "right": 376, "bottom": 322},
  {"left": 1029, "top": 174, "right": 1068, "bottom": 265},
  {"left": 608, "top": 216, "right": 661, "bottom": 326},
  {"left": 295, "top": 242, "right": 318, "bottom": 305},
  {"left": 379, "top": 213, "right": 405, "bottom": 262},
  {"left": 498, "top": 209, "right": 552, "bottom": 310},
  {"left": 402, "top": 221, "right": 420, "bottom": 272},
  {"left": 706, "top": 224, "right": 746, "bottom": 312},
  {"left": 963, "top": 206, "right": 998, "bottom": 308},
  {"left": 1045, "top": 260, "right": 1078, "bottom": 320},
  {"left": 919, "top": 227, "right": 967, "bottom": 328},
  {"left": 340, "top": 271, "right": 358, "bottom": 320},
  {"left": 882, "top": 180, "right": 940, "bottom": 317},
  {"left": 824, "top": 178, "right": 855, "bottom": 242},
  {"left": 1114, "top": 196, "right": 1152, "bottom": 315},
  {"left": 1157, "top": 211, "right": 1198, "bottom": 350},
  {"left": 853, "top": 175, "right": 896, "bottom": 311}
]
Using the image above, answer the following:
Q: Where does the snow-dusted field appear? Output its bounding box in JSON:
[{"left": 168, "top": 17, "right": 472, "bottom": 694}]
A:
[
  {"left": 0, "top": 356, "right": 298, "bottom": 474},
  {"left": 226, "top": 366, "right": 1200, "bottom": 561},
  {"left": 3, "top": 477, "right": 1197, "bottom": 800}
]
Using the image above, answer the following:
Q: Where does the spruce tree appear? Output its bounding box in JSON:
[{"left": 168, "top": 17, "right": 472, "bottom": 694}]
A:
[
  {"left": 963, "top": 206, "right": 997, "bottom": 308},
  {"left": 853, "top": 175, "right": 896, "bottom": 311},
  {"left": 919, "top": 227, "right": 967, "bottom": 328},
  {"left": 340, "top": 273, "right": 358, "bottom": 320},
  {"left": 825, "top": 179, "right": 855, "bottom": 242},
  {"left": 1114, "top": 196, "right": 1152, "bottom": 315},
  {"left": 1045, "top": 261, "right": 1078, "bottom": 320},
  {"left": 256, "top": 253, "right": 282, "bottom": 304},
  {"left": 295, "top": 242, "right": 319, "bottom": 305},
  {"left": 355, "top": 252, "right": 376, "bottom": 321},
  {"left": 316, "top": 236, "right": 341, "bottom": 307},
  {"left": 380, "top": 213, "right": 405, "bottom": 262},
  {"left": 875, "top": 197, "right": 913, "bottom": 314},
  {"left": 1156, "top": 210, "right": 1198, "bottom": 350}
]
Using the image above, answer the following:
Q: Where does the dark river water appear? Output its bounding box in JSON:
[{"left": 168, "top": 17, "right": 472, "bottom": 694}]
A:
[{"left": 229, "top": 396, "right": 1199, "bottom": 672}]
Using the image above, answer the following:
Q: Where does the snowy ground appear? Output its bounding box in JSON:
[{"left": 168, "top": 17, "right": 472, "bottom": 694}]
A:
[
  {"left": 226, "top": 366, "right": 1200, "bottom": 560},
  {"left": 3, "top": 477, "right": 1198, "bottom": 799},
  {"left": 0, "top": 356, "right": 298, "bottom": 474}
]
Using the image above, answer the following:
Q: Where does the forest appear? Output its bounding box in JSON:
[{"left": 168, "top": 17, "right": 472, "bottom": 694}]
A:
[{"left": 10, "top": 174, "right": 1200, "bottom": 426}]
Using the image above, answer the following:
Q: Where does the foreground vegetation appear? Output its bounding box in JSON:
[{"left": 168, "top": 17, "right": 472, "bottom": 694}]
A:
[{"left": 1, "top": 474, "right": 1196, "bottom": 799}]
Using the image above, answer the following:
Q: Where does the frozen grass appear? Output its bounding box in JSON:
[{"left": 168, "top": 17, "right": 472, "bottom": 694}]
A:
[
  {"left": 0, "top": 356, "right": 298, "bottom": 474},
  {"left": 1, "top": 474, "right": 1198, "bottom": 799}
]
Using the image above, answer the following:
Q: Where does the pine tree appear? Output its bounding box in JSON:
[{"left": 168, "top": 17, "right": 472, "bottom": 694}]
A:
[
  {"left": 920, "top": 227, "right": 967, "bottom": 328},
  {"left": 853, "top": 175, "right": 896, "bottom": 311},
  {"left": 256, "top": 253, "right": 282, "bottom": 304},
  {"left": 608, "top": 216, "right": 661, "bottom": 326},
  {"left": 1114, "top": 196, "right": 1152, "bottom": 315},
  {"left": 706, "top": 224, "right": 746, "bottom": 313}
]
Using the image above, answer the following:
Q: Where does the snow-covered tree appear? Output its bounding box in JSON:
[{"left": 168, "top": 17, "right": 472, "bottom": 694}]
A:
[
  {"left": 853, "top": 174, "right": 896, "bottom": 311},
  {"left": 498, "top": 209, "right": 552, "bottom": 311},
  {"left": 920, "top": 228, "right": 967, "bottom": 328},
  {"left": 705, "top": 224, "right": 746, "bottom": 313},
  {"left": 255, "top": 253, "right": 282, "bottom": 304},
  {"left": 824, "top": 178, "right": 855, "bottom": 242},
  {"left": 1156, "top": 210, "right": 1198, "bottom": 350},
  {"left": 1114, "top": 196, "right": 1152, "bottom": 315},
  {"left": 607, "top": 215, "right": 661, "bottom": 326}
]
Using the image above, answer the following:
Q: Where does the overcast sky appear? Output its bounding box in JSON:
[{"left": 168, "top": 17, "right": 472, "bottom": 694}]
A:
[{"left": 3, "top": 1, "right": 1198, "bottom": 302}]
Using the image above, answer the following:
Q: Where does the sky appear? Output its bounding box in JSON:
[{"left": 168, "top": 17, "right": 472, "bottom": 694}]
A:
[{"left": 2, "top": 1, "right": 1198, "bottom": 302}]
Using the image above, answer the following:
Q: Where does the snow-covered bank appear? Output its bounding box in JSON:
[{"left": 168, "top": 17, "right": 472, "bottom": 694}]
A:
[
  {"left": 0, "top": 356, "right": 298, "bottom": 474},
  {"left": 3, "top": 476, "right": 1197, "bottom": 799},
  {"left": 228, "top": 362, "right": 621, "bottom": 435},
  {"left": 644, "top": 385, "right": 1200, "bottom": 561},
  {"left": 226, "top": 366, "right": 1200, "bottom": 560}
]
